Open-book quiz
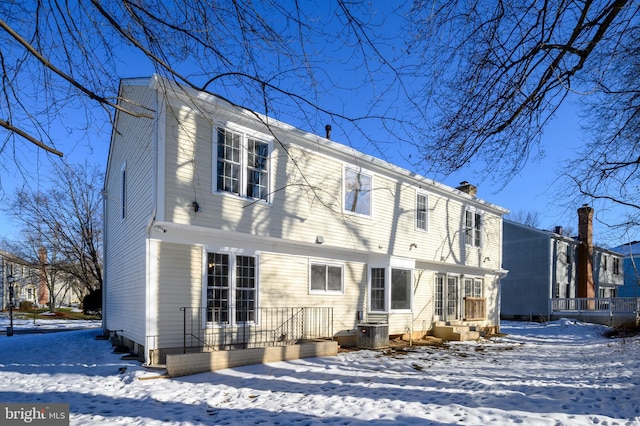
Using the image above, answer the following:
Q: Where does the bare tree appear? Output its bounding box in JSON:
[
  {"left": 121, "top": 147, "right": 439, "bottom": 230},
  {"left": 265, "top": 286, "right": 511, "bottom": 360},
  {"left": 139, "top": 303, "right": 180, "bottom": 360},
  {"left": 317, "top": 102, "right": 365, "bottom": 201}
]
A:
[
  {"left": 0, "top": 1, "right": 417, "bottom": 175},
  {"left": 3, "top": 163, "right": 103, "bottom": 310},
  {"left": 406, "top": 1, "right": 640, "bottom": 212},
  {"left": 506, "top": 210, "right": 541, "bottom": 228}
]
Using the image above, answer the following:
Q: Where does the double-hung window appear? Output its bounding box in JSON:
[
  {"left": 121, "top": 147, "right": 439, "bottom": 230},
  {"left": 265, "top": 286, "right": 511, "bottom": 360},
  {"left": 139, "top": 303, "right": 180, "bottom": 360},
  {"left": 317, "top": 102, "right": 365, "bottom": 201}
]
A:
[
  {"left": 416, "top": 192, "right": 428, "bottom": 231},
  {"left": 613, "top": 258, "right": 621, "bottom": 275},
  {"left": 215, "top": 127, "right": 271, "bottom": 201},
  {"left": 344, "top": 167, "right": 372, "bottom": 216},
  {"left": 464, "top": 209, "right": 482, "bottom": 247},
  {"left": 310, "top": 262, "right": 343, "bottom": 293},
  {"left": 206, "top": 252, "right": 257, "bottom": 324}
]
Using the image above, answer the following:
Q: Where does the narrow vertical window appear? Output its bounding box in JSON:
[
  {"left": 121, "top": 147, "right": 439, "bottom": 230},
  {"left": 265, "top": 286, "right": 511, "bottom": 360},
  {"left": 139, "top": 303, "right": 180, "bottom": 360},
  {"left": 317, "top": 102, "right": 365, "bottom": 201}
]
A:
[
  {"left": 236, "top": 256, "right": 256, "bottom": 322},
  {"left": 416, "top": 193, "right": 427, "bottom": 231},
  {"left": 216, "top": 128, "right": 241, "bottom": 194},
  {"left": 121, "top": 165, "right": 127, "bottom": 220},
  {"left": 465, "top": 209, "right": 482, "bottom": 247},
  {"left": 370, "top": 268, "right": 386, "bottom": 311},
  {"left": 435, "top": 275, "right": 444, "bottom": 316},
  {"left": 344, "top": 167, "right": 372, "bottom": 216},
  {"left": 247, "top": 139, "right": 269, "bottom": 200},
  {"left": 207, "top": 253, "right": 230, "bottom": 323}
]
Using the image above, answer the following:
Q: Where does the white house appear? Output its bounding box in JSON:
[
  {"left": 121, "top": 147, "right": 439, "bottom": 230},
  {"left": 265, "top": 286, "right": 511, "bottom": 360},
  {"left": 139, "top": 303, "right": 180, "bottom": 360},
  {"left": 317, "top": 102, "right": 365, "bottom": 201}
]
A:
[{"left": 103, "top": 76, "right": 508, "bottom": 365}]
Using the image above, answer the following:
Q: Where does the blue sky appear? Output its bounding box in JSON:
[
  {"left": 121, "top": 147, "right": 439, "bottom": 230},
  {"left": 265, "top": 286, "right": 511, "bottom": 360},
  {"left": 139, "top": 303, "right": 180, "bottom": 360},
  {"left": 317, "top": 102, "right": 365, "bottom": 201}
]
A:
[{"left": 0, "top": 2, "right": 634, "bottom": 248}]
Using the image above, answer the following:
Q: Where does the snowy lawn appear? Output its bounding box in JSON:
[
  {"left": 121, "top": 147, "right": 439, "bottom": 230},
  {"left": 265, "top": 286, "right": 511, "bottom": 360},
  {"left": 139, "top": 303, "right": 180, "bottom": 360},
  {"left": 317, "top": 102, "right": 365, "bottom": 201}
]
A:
[{"left": 0, "top": 318, "right": 639, "bottom": 425}]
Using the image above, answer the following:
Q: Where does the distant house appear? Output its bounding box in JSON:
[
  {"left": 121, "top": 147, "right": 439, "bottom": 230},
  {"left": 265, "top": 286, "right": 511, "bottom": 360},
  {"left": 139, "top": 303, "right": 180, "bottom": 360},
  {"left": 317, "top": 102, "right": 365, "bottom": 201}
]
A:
[
  {"left": 501, "top": 206, "right": 624, "bottom": 321},
  {"left": 103, "top": 76, "right": 508, "bottom": 366},
  {"left": 610, "top": 241, "right": 640, "bottom": 298},
  {"left": 0, "top": 250, "right": 44, "bottom": 309}
]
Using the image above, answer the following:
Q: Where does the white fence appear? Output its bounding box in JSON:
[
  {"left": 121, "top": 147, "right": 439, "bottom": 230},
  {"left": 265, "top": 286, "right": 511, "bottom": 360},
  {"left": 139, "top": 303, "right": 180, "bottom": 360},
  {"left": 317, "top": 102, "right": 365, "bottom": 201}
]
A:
[{"left": 549, "top": 297, "right": 640, "bottom": 319}]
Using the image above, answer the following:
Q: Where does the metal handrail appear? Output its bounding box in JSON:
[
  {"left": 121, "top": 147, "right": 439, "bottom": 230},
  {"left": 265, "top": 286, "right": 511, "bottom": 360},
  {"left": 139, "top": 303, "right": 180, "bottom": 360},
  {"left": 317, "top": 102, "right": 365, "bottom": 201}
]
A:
[{"left": 180, "top": 306, "right": 333, "bottom": 353}]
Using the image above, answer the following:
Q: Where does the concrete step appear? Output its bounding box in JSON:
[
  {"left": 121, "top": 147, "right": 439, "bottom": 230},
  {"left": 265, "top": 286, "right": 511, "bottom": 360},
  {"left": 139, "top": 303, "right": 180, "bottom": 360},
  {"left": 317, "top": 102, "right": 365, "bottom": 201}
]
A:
[{"left": 432, "top": 324, "right": 480, "bottom": 342}]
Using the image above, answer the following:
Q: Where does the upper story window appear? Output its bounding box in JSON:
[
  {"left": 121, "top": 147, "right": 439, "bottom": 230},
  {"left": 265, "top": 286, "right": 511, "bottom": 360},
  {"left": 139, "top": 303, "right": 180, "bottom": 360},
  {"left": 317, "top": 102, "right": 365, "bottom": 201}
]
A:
[
  {"left": 416, "top": 192, "right": 428, "bottom": 231},
  {"left": 603, "top": 255, "right": 608, "bottom": 271},
  {"left": 344, "top": 167, "right": 371, "bottom": 216},
  {"left": 464, "top": 208, "right": 482, "bottom": 247},
  {"left": 215, "top": 128, "right": 271, "bottom": 201},
  {"left": 613, "top": 257, "right": 621, "bottom": 275}
]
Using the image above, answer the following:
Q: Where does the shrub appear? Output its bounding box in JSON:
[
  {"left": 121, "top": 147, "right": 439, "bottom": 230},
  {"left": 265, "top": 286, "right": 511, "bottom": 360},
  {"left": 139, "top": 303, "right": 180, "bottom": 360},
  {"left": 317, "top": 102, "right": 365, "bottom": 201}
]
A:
[
  {"left": 83, "top": 288, "right": 102, "bottom": 315},
  {"left": 19, "top": 301, "right": 34, "bottom": 311}
]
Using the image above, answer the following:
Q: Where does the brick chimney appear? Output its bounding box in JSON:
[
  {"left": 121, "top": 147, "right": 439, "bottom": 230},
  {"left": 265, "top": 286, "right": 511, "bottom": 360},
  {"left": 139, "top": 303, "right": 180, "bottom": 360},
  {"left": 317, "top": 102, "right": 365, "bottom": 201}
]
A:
[
  {"left": 456, "top": 181, "right": 477, "bottom": 196},
  {"left": 576, "top": 205, "right": 595, "bottom": 300}
]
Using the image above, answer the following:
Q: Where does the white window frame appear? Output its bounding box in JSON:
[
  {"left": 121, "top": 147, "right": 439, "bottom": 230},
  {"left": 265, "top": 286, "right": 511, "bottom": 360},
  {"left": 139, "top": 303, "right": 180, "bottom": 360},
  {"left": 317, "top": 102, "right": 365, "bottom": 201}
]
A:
[
  {"left": 463, "top": 277, "right": 483, "bottom": 298},
  {"left": 214, "top": 125, "right": 273, "bottom": 203},
  {"left": 464, "top": 208, "right": 483, "bottom": 247},
  {"left": 309, "top": 261, "right": 344, "bottom": 294},
  {"left": 416, "top": 191, "right": 428, "bottom": 231},
  {"left": 344, "top": 166, "right": 373, "bottom": 217},
  {"left": 368, "top": 262, "right": 413, "bottom": 313},
  {"left": 205, "top": 251, "right": 259, "bottom": 327}
]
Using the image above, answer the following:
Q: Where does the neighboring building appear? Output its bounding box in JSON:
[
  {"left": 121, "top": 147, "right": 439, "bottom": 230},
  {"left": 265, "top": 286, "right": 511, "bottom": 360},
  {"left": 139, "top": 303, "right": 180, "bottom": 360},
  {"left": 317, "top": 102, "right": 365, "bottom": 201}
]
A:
[
  {"left": 0, "top": 250, "right": 42, "bottom": 310},
  {"left": 501, "top": 207, "right": 624, "bottom": 320},
  {"left": 610, "top": 241, "right": 640, "bottom": 298},
  {"left": 103, "top": 76, "right": 508, "bottom": 365}
]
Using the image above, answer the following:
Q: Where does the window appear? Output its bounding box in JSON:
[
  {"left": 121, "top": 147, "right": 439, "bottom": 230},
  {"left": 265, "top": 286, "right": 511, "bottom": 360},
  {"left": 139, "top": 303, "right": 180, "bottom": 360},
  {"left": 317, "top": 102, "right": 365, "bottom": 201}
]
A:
[
  {"left": 464, "top": 209, "right": 482, "bottom": 247},
  {"left": 464, "top": 277, "right": 483, "bottom": 298},
  {"left": 310, "top": 263, "right": 343, "bottom": 293},
  {"left": 416, "top": 193, "right": 428, "bottom": 231},
  {"left": 344, "top": 167, "right": 372, "bottom": 216},
  {"left": 603, "top": 255, "right": 608, "bottom": 271},
  {"left": 370, "top": 268, "right": 386, "bottom": 311},
  {"left": 247, "top": 139, "right": 269, "bottom": 199},
  {"left": 215, "top": 128, "right": 270, "bottom": 201},
  {"left": 369, "top": 267, "right": 412, "bottom": 312},
  {"left": 435, "top": 275, "right": 444, "bottom": 316},
  {"left": 121, "top": 164, "right": 127, "bottom": 220},
  {"left": 391, "top": 268, "right": 411, "bottom": 310},
  {"left": 206, "top": 253, "right": 257, "bottom": 324},
  {"left": 207, "top": 253, "right": 230, "bottom": 323},
  {"left": 613, "top": 258, "right": 621, "bottom": 275},
  {"left": 235, "top": 256, "right": 256, "bottom": 322}
]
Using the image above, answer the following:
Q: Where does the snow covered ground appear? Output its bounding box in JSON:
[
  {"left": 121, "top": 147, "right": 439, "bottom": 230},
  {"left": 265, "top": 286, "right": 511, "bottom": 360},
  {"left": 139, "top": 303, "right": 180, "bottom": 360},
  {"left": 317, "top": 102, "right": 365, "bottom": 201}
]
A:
[{"left": 0, "top": 316, "right": 639, "bottom": 425}]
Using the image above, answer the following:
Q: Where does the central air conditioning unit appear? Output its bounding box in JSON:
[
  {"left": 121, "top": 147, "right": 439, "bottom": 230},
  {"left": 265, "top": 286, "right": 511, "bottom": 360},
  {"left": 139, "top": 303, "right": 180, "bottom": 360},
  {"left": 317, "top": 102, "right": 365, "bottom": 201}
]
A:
[{"left": 357, "top": 323, "right": 389, "bottom": 349}]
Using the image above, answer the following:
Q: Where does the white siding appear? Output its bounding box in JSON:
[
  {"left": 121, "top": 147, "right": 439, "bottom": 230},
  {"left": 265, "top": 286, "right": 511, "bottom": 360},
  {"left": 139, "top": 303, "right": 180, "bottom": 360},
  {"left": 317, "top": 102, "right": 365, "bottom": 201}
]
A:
[{"left": 104, "top": 83, "right": 155, "bottom": 347}]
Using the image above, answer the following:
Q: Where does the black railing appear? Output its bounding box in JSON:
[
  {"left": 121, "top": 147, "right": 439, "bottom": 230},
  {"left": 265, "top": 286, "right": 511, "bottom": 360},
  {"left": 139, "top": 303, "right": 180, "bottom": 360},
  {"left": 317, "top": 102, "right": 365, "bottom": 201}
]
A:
[{"left": 180, "top": 306, "right": 334, "bottom": 353}]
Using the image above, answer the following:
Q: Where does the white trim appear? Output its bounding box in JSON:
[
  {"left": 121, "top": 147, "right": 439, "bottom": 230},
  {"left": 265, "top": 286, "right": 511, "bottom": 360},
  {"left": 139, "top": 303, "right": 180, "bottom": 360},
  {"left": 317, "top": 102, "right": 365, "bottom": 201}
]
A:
[
  {"left": 145, "top": 238, "right": 160, "bottom": 360},
  {"left": 308, "top": 259, "right": 345, "bottom": 295},
  {"left": 202, "top": 249, "right": 260, "bottom": 328}
]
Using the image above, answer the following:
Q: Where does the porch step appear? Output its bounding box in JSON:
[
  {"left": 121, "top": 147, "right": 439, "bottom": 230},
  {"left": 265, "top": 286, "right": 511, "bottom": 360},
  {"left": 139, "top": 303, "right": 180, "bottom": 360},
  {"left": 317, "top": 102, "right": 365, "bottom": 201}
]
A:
[{"left": 432, "top": 322, "right": 480, "bottom": 342}]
